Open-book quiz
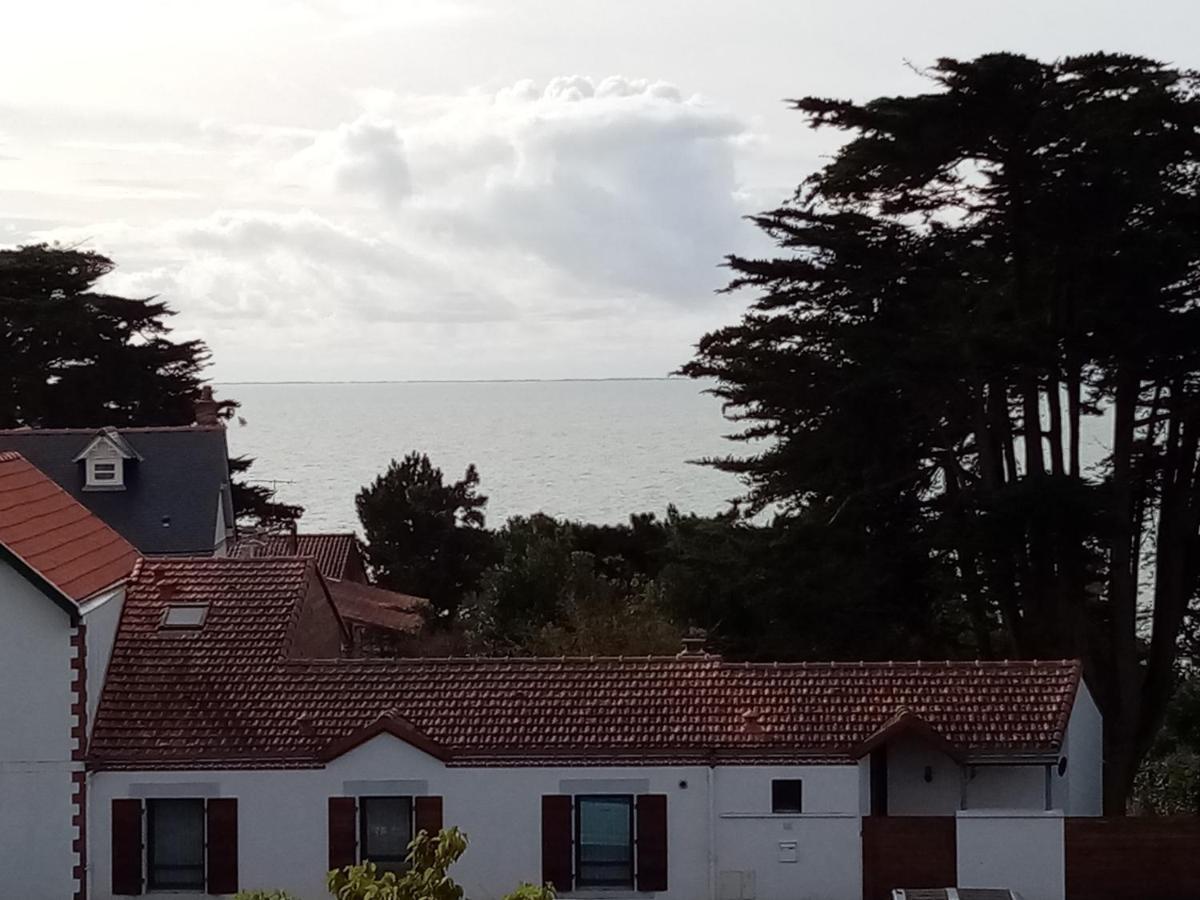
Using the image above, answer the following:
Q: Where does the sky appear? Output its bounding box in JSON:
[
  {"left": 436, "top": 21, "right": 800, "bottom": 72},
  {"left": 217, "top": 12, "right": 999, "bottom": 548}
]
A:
[{"left": 3, "top": 1, "right": 1197, "bottom": 382}]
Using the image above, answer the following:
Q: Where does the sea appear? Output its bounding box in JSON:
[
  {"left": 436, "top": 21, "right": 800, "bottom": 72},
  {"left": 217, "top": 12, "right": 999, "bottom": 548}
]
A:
[{"left": 218, "top": 379, "right": 745, "bottom": 532}]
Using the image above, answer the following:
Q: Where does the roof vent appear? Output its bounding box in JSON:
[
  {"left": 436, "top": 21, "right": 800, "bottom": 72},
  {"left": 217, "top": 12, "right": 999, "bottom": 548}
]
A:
[
  {"left": 677, "top": 628, "right": 710, "bottom": 658},
  {"left": 159, "top": 603, "right": 208, "bottom": 630},
  {"left": 741, "top": 709, "right": 765, "bottom": 735}
]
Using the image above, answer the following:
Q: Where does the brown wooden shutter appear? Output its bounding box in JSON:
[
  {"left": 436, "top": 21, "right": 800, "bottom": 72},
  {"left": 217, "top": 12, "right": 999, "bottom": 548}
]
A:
[
  {"left": 111, "top": 798, "right": 143, "bottom": 895},
  {"left": 206, "top": 798, "right": 239, "bottom": 894},
  {"left": 635, "top": 794, "right": 668, "bottom": 892},
  {"left": 414, "top": 795, "right": 443, "bottom": 836},
  {"left": 328, "top": 797, "right": 358, "bottom": 871},
  {"left": 541, "top": 795, "right": 573, "bottom": 892}
]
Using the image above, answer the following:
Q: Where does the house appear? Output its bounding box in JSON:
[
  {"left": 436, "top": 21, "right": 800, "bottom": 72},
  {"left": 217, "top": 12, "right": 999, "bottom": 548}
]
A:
[
  {"left": 233, "top": 531, "right": 428, "bottom": 651},
  {"left": 0, "top": 425, "right": 235, "bottom": 556},
  {"left": 78, "top": 555, "right": 1101, "bottom": 900},
  {"left": 0, "top": 451, "right": 140, "bottom": 900}
]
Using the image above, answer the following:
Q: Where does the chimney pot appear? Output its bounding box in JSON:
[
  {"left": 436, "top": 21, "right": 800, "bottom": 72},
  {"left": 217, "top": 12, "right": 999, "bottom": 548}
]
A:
[{"left": 677, "top": 628, "right": 711, "bottom": 658}]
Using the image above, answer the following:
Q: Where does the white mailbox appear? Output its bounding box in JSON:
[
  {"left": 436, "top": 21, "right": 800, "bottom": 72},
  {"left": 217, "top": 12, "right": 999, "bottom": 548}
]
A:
[{"left": 778, "top": 840, "right": 798, "bottom": 863}]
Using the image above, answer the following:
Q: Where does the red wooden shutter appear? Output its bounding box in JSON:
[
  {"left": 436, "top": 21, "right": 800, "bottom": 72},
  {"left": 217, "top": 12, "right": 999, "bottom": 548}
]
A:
[
  {"left": 414, "top": 795, "right": 443, "bottom": 836},
  {"left": 328, "top": 797, "right": 358, "bottom": 871},
  {"left": 206, "top": 798, "right": 239, "bottom": 894},
  {"left": 111, "top": 798, "right": 143, "bottom": 895},
  {"left": 635, "top": 794, "right": 668, "bottom": 892},
  {"left": 541, "top": 795, "right": 573, "bottom": 892}
]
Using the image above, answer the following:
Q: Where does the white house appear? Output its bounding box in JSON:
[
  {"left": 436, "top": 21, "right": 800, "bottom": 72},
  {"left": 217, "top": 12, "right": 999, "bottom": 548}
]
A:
[
  {"left": 0, "top": 450, "right": 1104, "bottom": 900},
  {"left": 0, "top": 450, "right": 140, "bottom": 900}
]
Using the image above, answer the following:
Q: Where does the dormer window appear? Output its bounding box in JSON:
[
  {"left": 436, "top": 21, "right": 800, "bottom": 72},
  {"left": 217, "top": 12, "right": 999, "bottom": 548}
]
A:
[
  {"left": 74, "top": 427, "right": 141, "bottom": 491},
  {"left": 86, "top": 455, "right": 123, "bottom": 488}
]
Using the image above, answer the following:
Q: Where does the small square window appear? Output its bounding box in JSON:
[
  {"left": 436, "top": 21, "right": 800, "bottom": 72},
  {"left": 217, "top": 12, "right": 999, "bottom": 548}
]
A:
[
  {"left": 159, "top": 604, "right": 209, "bottom": 629},
  {"left": 771, "top": 779, "right": 803, "bottom": 814}
]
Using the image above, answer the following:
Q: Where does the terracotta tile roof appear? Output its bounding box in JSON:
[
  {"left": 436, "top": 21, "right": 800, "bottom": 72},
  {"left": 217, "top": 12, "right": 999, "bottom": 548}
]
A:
[
  {"left": 91, "top": 556, "right": 1083, "bottom": 768},
  {"left": 259, "top": 533, "right": 358, "bottom": 581},
  {"left": 0, "top": 451, "right": 140, "bottom": 603},
  {"left": 327, "top": 580, "right": 427, "bottom": 634}
]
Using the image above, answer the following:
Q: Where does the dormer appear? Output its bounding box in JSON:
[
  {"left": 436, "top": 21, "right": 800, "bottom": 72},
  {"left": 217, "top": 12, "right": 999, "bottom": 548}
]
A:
[{"left": 73, "top": 427, "right": 142, "bottom": 491}]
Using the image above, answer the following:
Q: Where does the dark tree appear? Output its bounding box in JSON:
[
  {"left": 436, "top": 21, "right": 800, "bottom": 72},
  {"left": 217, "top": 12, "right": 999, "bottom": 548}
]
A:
[
  {"left": 683, "top": 53, "right": 1200, "bottom": 810},
  {"left": 0, "top": 243, "right": 299, "bottom": 527},
  {"left": 356, "top": 452, "right": 493, "bottom": 620}
]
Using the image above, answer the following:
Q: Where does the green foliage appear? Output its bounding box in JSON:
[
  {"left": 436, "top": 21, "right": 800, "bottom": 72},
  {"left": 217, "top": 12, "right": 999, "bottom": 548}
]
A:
[
  {"left": 462, "top": 512, "right": 682, "bottom": 656},
  {"left": 234, "top": 891, "right": 299, "bottom": 900},
  {"left": 501, "top": 884, "right": 556, "bottom": 900},
  {"left": 683, "top": 52, "right": 1200, "bottom": 808},
  {"left": 0, "top": 243, "right": 300, "bottom": 528},
  {"left": 356, "top": 452, "right": 493, "bottom": 620},
  {"left": 327, "top": 828, "right": 468, "bottom": 900},
  {"left": 0, "top": 244, "right": 207, "bottom": 429}
]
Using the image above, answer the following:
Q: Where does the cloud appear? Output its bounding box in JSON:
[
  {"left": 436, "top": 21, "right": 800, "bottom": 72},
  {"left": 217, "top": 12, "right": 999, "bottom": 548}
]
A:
[
  {"left": 280, "top": 115, "right": 411, "bottom": 207},
  {"left": 20, "top": 75, "right": 764, "bottom": 379}
]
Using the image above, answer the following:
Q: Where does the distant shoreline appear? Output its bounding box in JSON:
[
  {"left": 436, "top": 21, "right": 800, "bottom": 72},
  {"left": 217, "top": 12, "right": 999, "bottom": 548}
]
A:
[{"left": 216, "top": 376, "right": 686, "bottom": 386}]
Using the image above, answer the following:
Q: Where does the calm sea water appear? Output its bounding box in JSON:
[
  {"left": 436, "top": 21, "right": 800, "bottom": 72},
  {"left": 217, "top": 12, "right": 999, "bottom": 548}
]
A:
[{"left": 219, "top": 379, "right": 744, "bottom": 532}]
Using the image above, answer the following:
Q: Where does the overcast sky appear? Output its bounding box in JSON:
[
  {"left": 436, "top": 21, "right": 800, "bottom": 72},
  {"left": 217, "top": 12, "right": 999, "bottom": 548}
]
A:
[{"left": 3, "top": 1, "right": 1196, "bottom": 381}]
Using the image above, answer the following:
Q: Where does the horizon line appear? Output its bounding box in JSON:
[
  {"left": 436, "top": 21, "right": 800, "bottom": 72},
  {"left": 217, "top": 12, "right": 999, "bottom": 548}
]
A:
[{"left": 215, "top": 375, "right": 688, "bottom": 386}]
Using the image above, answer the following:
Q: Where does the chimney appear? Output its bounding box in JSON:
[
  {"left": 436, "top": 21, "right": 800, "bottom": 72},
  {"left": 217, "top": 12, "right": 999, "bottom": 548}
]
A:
[
  {"left": 193, "top": 386, "right": 221, "bottom": 427},
  {"left": 677, "top": 628, "right": 711, "bottom": 658}
]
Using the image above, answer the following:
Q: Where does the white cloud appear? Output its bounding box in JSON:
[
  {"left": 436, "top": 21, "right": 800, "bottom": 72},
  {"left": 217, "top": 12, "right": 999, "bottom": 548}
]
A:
[{"left": 19, "top": 74, "right": 764, "bottom": 379}]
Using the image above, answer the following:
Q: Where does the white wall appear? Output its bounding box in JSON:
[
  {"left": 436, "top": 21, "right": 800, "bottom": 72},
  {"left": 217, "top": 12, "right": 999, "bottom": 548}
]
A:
[
  {"left": 714, "top": 765, "right": 861, "bottom": 900},
  {"left": 885, "top": 738, "right": 962, "bottom": 814},
  {"left": 83, "top": 587, "right": 125, "bottom": 731},
  {"left": 965, "top": 764, "right": 1045, "bottom": 810},
  {"left": 1059, "top": 680, "right": 1103, "bottom": 816},
  {"left": 90, "top": 740, "right": 865, "bottom": 900},
  {"left": 0, "top": 561, "right": 78, "bottom": 900},
  {"left": 956, "top": 811, "right": 1064, "bottom": 900}
]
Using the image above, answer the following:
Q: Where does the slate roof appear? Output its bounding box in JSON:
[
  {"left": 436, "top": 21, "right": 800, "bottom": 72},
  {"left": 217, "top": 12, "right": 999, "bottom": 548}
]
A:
[
  {"left": 90, "top": 557, "right": 1083, "bottom": 769},
  {"left": 0, "top": 426, "right": 233, "bottom": 556},
  {"left": 0, "top": 452, "right": 139, "bottom": 605},
  {"left": 327, "top": 579, "right": 427, "bottom": 634},
  {"left": 260, "top": 533, "right": 359, "bottom": 581}
]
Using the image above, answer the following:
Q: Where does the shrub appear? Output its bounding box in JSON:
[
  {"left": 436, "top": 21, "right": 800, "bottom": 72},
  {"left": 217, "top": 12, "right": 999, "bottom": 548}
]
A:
[
  {"left": 327, "top": 827, "right": 468, "bottom": 900},
  {"left": 235, "top": 892, "right": 299, "bottom": 900},
  {"left": 502, "top": 884, "right": 557, "bottom": 900}
]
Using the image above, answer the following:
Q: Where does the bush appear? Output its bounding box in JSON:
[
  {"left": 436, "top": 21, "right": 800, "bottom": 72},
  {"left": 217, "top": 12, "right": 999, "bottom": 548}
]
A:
[
  {"left": 327, "top": 828, "right": 468, "bottom": 900},
  {"left": 235, "top": 892, "right": 299, "bottom": 900},
  {"left": 502, "top": 884, "right": 557, "bottom": 900}
]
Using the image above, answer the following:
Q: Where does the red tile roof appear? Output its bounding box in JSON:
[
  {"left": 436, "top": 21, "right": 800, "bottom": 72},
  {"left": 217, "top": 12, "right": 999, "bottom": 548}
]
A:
[
  {"left": 0, "top": 451, "right": 139, "bottom": 604},
  {"left": 91, "top": 555, "right": 1083, "bottom": 768},
  {"left": 327, "top": 580, "right": 427, "bottom": 634},
  {"left": 260, "top": 533, "right": 359, "bottom": 581}
]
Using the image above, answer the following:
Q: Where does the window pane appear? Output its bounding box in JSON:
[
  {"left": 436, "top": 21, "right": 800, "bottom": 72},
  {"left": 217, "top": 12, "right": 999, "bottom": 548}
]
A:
[
  {"left": 148, "top": 799, "right": 205, "bottom": 890},
  {"left": 772, "top": 779, "right": 803, "bottom": 813},
  {"left": 576, "top": 796, "right": 633, "bottom": 887},
  {"left": 361, "top": 796, "right": 412, "bottom": 871}
]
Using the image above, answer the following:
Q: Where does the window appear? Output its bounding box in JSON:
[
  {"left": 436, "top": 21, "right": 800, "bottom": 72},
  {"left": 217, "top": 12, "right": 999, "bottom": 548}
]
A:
[
  {"left": 360, "top": 796, "right": 413, "bottom": 874},
  {"left": 575, "top": 795, "right": 634, "bottom": 888},
  {"left": 160, "top": 603, "right": 209, "bottom": 630},
  {"left": 147, "top": 799, "right": 205, "bottom": 890},
  {"left": 771, "top": 779, "right": 803, "bottom": 814},
  {"left": 85, "top": 456, "right": 124, "bottom": 488}
]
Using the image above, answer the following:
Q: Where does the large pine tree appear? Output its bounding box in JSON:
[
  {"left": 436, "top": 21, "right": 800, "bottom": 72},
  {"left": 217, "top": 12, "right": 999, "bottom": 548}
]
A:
[
  {"left": 0, "top": 243, "right": 299, "bottom": 526},
  {"left": 684, "top": 53, "right": 1200, "bottom": 810}
]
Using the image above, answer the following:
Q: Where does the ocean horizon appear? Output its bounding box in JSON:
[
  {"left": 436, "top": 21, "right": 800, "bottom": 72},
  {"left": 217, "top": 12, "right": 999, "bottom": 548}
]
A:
[{"left": 218, "top": 378, "right": 744, "bottom": 533}]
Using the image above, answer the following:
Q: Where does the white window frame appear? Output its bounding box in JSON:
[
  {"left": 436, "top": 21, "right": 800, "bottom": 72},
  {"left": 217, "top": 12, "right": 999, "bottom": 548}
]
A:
[{"left": 85, "top": 455, "right": 124, "bottom": 488}]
